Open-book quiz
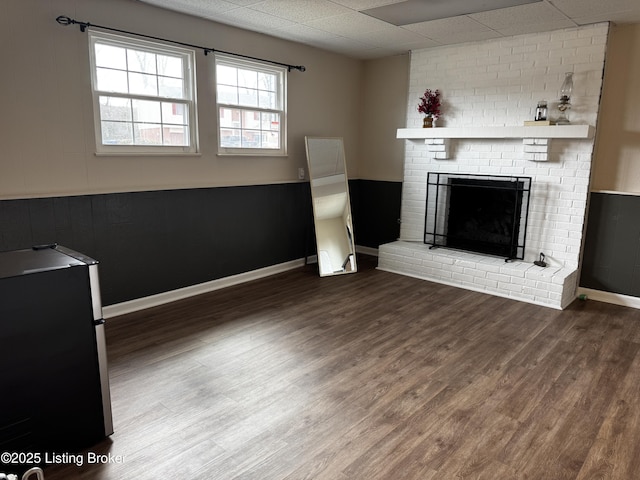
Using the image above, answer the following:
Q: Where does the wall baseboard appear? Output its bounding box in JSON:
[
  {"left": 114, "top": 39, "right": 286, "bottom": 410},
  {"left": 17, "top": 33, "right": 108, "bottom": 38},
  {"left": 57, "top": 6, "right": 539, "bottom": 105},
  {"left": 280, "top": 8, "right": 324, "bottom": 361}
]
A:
[
  {"left": 103, "top": 258, "right": 307, "bottom": 319},
  {"left": 577, "top": 287, "right": 640, "bottom": 310},
  {"left": 356, "top": 245, "right": 379, "bottom": 256},
  {"left": 104, "top": 245, "right": 377, "bottom": 319}
]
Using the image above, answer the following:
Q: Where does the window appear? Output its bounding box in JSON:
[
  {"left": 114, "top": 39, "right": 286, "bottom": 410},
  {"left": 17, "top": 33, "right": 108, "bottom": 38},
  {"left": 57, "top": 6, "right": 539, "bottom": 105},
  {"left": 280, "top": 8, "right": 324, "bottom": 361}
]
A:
[
  {"left": 89, "top": 31, "right": 198, "bottom": 154},
  {"left": 215, "top": 54, "right": 287, "bottom": 156}
]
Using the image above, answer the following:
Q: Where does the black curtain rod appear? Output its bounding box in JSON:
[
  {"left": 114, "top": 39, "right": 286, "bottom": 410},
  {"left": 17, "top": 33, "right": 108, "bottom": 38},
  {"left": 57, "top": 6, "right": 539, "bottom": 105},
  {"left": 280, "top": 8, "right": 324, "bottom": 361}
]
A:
[{"left": 55, "top": 15, "right": 306, "bottom": 72}]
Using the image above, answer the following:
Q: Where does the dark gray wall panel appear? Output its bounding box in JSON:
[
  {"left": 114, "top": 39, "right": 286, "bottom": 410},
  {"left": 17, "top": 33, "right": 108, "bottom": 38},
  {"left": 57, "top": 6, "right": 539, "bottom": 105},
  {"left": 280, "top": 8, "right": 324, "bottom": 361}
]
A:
[
  {"left": 580, "top": 192, "right": 640, "bottom": 297},
  {"left": 0, "top": 184, "right": 313, "bottom": 306},
  {"left": 350, "top": 179, "right": 402, "bottom": 249},
  {"left": 0, "top": 180, "right": 401, "bottom": 306}
]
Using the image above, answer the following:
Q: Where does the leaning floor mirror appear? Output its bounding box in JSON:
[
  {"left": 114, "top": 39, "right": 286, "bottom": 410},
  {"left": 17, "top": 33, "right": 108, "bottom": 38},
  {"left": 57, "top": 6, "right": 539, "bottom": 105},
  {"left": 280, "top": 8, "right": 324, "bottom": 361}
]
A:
[{"left": 305, "top": 136, "right": 357, "bottom": 277}]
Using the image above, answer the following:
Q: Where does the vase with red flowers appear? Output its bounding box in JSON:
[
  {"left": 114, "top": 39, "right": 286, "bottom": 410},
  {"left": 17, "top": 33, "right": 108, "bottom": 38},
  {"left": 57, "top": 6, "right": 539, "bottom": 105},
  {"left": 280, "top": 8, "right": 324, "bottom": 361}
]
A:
[{"left": 418, "top": 89, "right": 441, "bottom": 128}]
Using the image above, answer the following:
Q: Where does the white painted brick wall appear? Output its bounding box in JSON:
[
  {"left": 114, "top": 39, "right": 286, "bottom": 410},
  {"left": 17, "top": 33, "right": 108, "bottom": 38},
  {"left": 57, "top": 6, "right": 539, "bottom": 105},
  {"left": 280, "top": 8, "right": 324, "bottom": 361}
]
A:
[{"left": 381, "top": 23, "right": 609, "bottom": 309}]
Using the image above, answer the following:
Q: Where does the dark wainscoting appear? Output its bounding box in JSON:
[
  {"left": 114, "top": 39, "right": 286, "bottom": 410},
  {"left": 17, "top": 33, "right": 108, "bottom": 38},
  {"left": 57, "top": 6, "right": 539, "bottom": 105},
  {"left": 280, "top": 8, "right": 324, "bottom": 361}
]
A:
[
  {"left": 580, "top": 192, "right": 640, "bottom": 297},
  {"left": 350, "top": 179, "right": 402, "bottom": 249},
  {"left": 0, "top": 180, "right": 402, "bottom": 306},
  {"left": 0, "top": 184, "right": 313, "bottom": 306}
]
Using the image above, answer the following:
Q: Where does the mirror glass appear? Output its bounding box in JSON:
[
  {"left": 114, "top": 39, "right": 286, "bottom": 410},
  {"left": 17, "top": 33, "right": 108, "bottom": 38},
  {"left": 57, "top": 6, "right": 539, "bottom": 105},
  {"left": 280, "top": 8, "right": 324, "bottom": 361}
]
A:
[{"left": 305, "top": 136, "right": 357, "bottom": 277}]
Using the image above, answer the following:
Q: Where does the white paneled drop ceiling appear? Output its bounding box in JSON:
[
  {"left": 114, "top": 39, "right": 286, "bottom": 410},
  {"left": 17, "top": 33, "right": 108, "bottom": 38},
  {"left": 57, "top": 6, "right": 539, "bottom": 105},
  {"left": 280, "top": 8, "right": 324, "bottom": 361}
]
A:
[{"left": 137, "top": 0, "right": 640, "bottom": 58}]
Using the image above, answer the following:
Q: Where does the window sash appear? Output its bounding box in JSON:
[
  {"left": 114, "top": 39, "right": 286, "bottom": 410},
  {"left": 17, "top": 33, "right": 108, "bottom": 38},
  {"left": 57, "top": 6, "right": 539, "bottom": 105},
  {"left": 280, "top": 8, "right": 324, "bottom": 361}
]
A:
[
  {"left": 215, "top": 54, "right": 286, "bottom": 156},
  {"left": 89, "top": 31, "right": 197, "bottom": 154}
]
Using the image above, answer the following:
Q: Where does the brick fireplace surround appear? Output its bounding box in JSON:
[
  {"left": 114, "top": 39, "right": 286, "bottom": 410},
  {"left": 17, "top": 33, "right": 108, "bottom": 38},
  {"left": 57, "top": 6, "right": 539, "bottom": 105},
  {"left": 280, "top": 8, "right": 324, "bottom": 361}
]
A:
[{"left": 378, "top": 23, "right": 609, "bottom": 309}]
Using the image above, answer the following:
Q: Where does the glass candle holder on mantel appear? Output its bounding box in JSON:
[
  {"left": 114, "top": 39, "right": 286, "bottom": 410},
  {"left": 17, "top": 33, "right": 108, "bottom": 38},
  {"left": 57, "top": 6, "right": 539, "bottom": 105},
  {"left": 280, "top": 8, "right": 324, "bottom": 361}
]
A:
[{"left": 557, "top": 72, "right": 573, "bottom": 125}]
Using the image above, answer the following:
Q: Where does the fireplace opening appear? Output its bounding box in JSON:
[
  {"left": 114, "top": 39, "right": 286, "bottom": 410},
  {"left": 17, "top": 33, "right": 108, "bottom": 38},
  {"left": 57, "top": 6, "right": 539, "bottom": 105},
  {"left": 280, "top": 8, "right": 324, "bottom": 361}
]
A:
[{"left": 425, "top": 173, "right": 532, "bottom": 260}]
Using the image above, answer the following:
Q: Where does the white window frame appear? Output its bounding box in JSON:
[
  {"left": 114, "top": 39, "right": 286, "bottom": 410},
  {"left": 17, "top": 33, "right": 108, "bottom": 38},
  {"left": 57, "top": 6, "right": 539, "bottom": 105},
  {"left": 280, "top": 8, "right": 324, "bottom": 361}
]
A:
[
  {"left": 215, "top": 53, "right": 287, "bottom": 156},
  {"left": 88, "top": 31, "right": 198, "bottom": 155}
]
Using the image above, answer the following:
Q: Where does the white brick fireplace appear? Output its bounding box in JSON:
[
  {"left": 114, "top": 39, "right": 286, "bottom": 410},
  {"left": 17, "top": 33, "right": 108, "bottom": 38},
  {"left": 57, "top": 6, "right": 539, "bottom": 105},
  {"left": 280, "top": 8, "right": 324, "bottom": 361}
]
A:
[{"left": 378, "top": 23, "right": 610, "bottom": 309}]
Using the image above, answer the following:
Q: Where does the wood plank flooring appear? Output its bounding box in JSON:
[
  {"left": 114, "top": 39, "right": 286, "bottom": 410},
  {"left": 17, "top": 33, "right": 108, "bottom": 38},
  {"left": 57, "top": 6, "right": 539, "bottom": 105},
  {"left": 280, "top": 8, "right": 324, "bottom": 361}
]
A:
[{"left": 43, "top": 255, "right": 640, "bottom": 479}]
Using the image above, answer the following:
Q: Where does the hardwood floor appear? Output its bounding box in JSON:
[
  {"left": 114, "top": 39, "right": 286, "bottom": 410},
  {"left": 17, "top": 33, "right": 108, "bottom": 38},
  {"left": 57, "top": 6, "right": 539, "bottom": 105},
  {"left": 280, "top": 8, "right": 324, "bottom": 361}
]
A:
[{"left": 43, "top": 255, "right": 640, "bottom": 479}]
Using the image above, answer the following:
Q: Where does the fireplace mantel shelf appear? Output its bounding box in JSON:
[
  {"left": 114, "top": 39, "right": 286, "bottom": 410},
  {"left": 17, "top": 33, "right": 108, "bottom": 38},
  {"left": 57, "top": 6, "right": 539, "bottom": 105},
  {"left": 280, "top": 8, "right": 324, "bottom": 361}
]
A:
[
  {"left": 397, "top": 124, "right": 594, "bottom": 140},
  {"left": 397, "top": 125, "right": 595, "bottom": 161}
]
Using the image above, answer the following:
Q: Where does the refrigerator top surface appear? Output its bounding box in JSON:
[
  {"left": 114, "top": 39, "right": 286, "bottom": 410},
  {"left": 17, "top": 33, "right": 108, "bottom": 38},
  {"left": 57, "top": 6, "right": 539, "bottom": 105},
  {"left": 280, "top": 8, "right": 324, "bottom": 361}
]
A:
[{"left": 0, "top": 246, "right": 96, "bottom": 279}]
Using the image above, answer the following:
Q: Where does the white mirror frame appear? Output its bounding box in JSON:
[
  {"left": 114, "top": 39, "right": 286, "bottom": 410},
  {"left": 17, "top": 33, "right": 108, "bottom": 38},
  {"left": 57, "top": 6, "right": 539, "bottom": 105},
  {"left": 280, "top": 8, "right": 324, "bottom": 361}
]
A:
[{"left": 305, "top": 137, "right": 357, "bottom": 277}]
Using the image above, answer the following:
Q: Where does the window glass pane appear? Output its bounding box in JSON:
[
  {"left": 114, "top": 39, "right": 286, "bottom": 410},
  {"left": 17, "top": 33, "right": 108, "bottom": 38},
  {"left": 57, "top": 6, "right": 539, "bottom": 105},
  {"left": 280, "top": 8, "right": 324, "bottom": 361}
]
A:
[
  {"left": 238, "top": 69, "right": 258, "bottom": 89},
  {"left": 220, "top": 128, "right": 241, "bottom": 147},
  {"left": 217, "top": 85, "right": 238, "bottom": 105},
  {"left": 129, "top": 72, "right": 158, "bottom": 96},
  {"left": 102, "top": 121, "right": 133, "bottom": 145},
  {"left": 162, "top": 102, "right": 187, "bottom": 125},
  {"left": 258, "top": 72, "right": 276, "bottom": 92},
  {"left": 242, "top": 110, "right": 261, "bottom": 130},
  {"left": 258, "top": 91, "right": 276, "bottom": 109},
  {"left": 238, "top": 88, "right": 258, "bottom": 107},
  {"left": 95, "top": 44, "right": 127, "bottom": 70},
  {"left": 216, "top": 65, "right": 237, "bottom": 86},
  {"left": 261, "top": 112, "right": 280, "bottom": 131},
  {"left": 164, "top": 125, "right": 188, "bottom": 146},
  {"left": 157, "top": 55, "right": 183, "bottom": 78},
  {"left": 96, "top": 68, "right": 128, "bottom": 93},
  {"left": 241, "top": 130, "right": 261, "bottom": 148},
  {"left": 219, "top": 108, "right": 241, "bottom": 128},
  {"left": 127, "top": 49, "right": 157, "bottom": 74},
  {"left": 262, "top": 131, "right": 279, "bottom": 149},
  {"left": 159, "top": 76, "right": 184, "bottom": 98},
  {"left": 100, "top": 96, "right": 132, "bottom": 122},
  {"left": 132, "top": 99, "right": 161, "bottom": 123},
  {"left": 134, "top": 123, "right": 163, "bottom": 145}
]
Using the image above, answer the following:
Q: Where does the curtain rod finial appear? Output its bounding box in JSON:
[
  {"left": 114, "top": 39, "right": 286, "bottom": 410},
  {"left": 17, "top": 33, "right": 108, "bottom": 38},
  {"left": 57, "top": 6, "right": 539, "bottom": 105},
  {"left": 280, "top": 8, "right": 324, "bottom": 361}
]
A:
[
  {"left": 56, "top": 15, "right": 90, "bottom": 32},
  {"left": 56, "top": 15, "right": 72, "bottom": 26}
]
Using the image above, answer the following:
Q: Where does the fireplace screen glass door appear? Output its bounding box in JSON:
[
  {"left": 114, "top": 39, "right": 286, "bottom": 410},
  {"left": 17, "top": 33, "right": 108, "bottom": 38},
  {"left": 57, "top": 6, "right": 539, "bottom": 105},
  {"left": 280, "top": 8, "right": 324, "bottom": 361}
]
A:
[{"left": 425, "top": 173, "right": 531, "bottom": 260}]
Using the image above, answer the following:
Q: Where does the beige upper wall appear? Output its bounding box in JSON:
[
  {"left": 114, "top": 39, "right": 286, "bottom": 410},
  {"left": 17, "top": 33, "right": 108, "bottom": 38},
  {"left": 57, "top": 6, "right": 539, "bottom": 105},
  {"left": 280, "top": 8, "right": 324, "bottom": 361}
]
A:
[
  {"left": 0, "top": 0, "right": 364, "bottom": 199},
  {"left": 591, "top": 22, "right": 640, "bottom": 193},
  {"left": 359, "top": 54, "right": 409, "bottom": 182}
]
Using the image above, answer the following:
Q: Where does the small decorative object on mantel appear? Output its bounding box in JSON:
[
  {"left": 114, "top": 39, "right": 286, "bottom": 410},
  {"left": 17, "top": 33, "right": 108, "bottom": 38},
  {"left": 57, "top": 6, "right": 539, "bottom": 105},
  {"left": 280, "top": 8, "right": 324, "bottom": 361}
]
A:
[
  {"left": 535, "top": 100, "right": 548, "bottom": 121},
  {"left": 524, "top": 100, "right": 555, "bottom": 125},
  {"left": 418, "top": 89, "right": 441, "bottom": 128},
  {"left": 557, "top": 72, "right": 574, "bottom": 125}
]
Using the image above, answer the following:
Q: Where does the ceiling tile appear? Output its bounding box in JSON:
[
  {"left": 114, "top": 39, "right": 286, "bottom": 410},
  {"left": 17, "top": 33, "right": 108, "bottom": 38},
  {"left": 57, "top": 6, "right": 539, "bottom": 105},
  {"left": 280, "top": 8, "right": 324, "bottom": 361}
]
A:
[
  {"left": 304, "top": 12, "right": 391, "bottom": 36},
  {"left": 548, "top": 0, "right": 640, "bottom": 19},
  {"left": 404, "top": 16, "right": 497, "bottom": 40},
  {"left": 328, "top": 0, "right": 407, "bottom": 9},
  {"left": 470, "top": 2, "right": 575, "bottom": 30},
  {"left": 213, "top": 7, "right": 296, "bottom": 29},
  {"left": 141, "top": 0, "right": 240, "bottom": 16},
  {"left": 226, "top": 0, "right": 263, "bottom": 5},
  {"left": 495, "top": 19, "right": 577, "bottom": 37},
  {"left": 248, "top": 0, "right": 352, "bottom": 23},
  {"left": 305, "top": 35, "right": 383, "bottom": 57},
  {"left": 350, "top": 26, "right": 431, "bottom": 47},
  {"left": 573, "top": 11, "right": 640, "bottom": 25},
  {"left": 271, "top": 23, "right": 343, "bottom": 43}
]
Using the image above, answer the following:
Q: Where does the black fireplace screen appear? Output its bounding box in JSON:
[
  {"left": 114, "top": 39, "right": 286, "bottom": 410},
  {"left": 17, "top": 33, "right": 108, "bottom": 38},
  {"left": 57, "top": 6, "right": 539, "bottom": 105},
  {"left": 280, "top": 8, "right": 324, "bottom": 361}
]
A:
[{"left": 425, "top": 173, "right": 532, "bottom": 260}]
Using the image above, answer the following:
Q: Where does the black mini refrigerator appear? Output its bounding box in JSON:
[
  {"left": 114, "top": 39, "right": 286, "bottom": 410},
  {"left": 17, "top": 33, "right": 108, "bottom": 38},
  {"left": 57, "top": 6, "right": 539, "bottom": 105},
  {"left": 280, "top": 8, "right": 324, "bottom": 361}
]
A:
[{"left": 0, "top": 245, "right": 113, "bottom": 469}]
